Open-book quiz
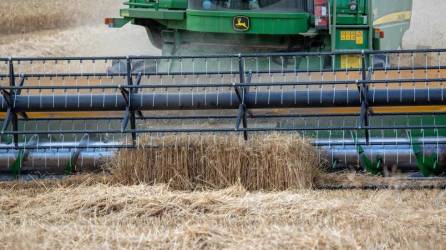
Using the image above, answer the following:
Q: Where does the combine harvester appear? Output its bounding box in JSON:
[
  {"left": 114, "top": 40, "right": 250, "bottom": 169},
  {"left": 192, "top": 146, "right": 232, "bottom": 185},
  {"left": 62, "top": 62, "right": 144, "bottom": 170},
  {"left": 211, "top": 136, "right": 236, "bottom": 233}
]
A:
[{"left": 0, "top": 0, "right": 445, "bottom": 182}]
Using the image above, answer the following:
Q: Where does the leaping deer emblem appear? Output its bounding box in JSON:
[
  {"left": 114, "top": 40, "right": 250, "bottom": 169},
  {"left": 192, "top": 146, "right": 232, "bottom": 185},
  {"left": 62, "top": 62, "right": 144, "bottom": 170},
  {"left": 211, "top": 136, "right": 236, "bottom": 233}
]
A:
[{"left": 234, "top": 17, "right": 249, "bottom": 30}]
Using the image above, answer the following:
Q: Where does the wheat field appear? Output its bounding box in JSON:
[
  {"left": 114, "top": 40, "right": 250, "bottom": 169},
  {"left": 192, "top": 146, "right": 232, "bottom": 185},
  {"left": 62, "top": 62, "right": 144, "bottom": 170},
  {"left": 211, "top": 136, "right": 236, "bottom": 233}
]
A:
[
  {"left": 0, "top": 179, "right": 445, "bottom": 249},
  {"left": 0, "top": 134, "right": 445, "bottom": 249}
]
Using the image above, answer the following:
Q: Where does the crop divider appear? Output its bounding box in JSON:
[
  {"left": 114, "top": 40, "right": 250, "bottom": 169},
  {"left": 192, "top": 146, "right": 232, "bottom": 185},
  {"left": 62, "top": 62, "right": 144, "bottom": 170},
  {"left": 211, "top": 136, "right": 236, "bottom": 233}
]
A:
[
  {"left": 352, "top": 131, "right": 383, "bottom": 175},
  {"left": 10, "top": 135, "right": 38, "bottom": 177},
  {"left": 65, "top": 134, "right": 90, "bottom": 175},
  {"left": 408, "top": 131, "right": 443, "bottom": 177}
]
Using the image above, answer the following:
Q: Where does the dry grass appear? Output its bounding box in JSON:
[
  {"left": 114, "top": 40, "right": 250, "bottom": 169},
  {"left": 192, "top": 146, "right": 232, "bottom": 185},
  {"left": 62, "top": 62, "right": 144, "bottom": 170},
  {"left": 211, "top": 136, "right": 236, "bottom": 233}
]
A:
[
  {"left": 0, "top": 174, "right": 111, "bottom": 192},
  {"left": 0, "top": 134, "right": 445, "bottom": 249},
  {"left": 318, "top": 172, "right": 446, "bottom": 189},
  {"left": 0, "top": 0, "right": 120, "bottom": 35},
  {"left": 0, "top": 183, "right": 445, "bottom": 249},
  {"left": 110, "top": 134, "right": 321, "bottom": 190}
]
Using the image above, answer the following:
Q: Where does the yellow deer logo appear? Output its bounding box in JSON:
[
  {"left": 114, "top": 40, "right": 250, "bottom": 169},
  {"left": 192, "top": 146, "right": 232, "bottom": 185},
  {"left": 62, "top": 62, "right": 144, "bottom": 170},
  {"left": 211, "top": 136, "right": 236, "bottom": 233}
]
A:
[{"left": 233, "top": 16, "right": 250, "bottom": 31}]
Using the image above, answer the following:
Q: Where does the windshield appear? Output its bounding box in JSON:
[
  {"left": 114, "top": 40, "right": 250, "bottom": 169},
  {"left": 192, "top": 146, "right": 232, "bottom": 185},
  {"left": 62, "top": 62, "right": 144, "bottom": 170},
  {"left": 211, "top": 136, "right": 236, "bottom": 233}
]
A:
[{"left": 190, "top": 0, "right": 312, "bottom": 12}]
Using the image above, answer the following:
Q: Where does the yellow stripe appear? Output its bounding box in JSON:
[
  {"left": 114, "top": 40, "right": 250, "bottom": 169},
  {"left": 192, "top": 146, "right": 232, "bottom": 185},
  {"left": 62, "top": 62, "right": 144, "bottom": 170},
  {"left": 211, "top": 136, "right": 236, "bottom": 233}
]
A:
[
  {"left": 3, "top": 106, "right": 446, "bottom": 120},
  {"left": 0, "top": 112, "right": 120, "bottom": 119},
  {"left": 269, "top": 106, "right": 446, "bottom": 115},
  {"left": 373, "top": 11, "right": 412, "bottom": 26}
]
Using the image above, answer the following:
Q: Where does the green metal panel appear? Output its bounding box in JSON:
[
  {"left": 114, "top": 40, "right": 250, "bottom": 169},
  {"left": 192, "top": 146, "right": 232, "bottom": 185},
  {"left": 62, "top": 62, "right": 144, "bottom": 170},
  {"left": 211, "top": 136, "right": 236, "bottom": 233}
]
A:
[
  {"left": 335, "top": 15, "right": 367, "bottom": 25},
  {"left": 126, "top": 0, "right": 188, "bottom": 9},
  {"left": 158, "top": 0, "right": 188, "bottom": 9},
  {"left": 120, "top": 8, "right": 185, "bottom": 20},
  {"left": 332, "top": 0, "right": 366, "bottom": 14},
  {"left": 112, "top": 0, "right": 414, "bottom": 65},
  {"left": 186, "top": 10, "right": 310, "bottom": 35}
]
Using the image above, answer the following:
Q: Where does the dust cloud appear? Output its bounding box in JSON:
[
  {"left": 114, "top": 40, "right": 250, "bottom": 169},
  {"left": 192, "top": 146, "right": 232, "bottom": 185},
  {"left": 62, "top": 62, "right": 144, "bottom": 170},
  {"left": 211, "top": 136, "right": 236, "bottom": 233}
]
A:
[
  {"left": 404, "top": 0, "right": 446, "bottom": 49},
  {"left": 0, "top": 0, "right": 159, "bottom": 57},
  {"left": 0, "top": 0, "right": 445, "bottom": 57}
]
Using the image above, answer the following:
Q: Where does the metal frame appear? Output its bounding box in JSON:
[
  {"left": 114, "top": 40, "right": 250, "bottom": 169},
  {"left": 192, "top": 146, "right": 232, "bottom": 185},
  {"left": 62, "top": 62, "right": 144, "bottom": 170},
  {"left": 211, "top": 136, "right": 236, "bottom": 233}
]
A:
[{"left": 1, "top": 49, "right": 446, "bottom": 175}]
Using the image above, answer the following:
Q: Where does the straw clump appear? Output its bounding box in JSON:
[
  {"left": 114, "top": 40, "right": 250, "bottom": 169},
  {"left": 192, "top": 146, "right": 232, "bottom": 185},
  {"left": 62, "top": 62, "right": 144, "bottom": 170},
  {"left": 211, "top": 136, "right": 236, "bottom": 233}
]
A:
[{"left": 111, "top": 134, "right": 321, "bottom": 190}]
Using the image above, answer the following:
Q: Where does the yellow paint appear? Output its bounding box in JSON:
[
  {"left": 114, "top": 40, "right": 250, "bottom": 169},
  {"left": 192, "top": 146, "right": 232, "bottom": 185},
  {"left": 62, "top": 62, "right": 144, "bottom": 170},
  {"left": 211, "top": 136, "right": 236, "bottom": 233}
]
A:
[
  {"left": 355, "top": 31, "right": 363, "bottom": 45},
  {"left": 260, "top": 106, "right": 446, "bottom": 117},
  {"left": 0, "top": 112, "right": 120, "bottom": 119},
  {"left": 3, "top": 107, "right": 446, "bottom": 120},
  {"left": 233, "top": 16, "right": 249, "bottom": 31},
  {"left": 340, "top": 30, "right": 363, "bottom": 45},
  {"left": 373, "top": 11, "right": 412, "bottom": 26},
  {"left": 340, "top": 31, "right": 353, "bottom": 41},
  {"left": 319, "top": 106, "right": 446, "bottom": 114},
  {"left": 340, "top": 55, "right": 362, "bottom": 69}
]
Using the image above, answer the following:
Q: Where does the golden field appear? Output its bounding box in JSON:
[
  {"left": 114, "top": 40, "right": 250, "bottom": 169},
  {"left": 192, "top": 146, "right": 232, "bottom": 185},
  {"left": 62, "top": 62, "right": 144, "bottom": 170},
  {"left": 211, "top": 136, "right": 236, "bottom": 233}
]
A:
[
  {"left": 0, "top": 178, "right": 445, "bottom": 249},
  {"left": 0, "top": 134, "right": 445, "bottom": 249}
]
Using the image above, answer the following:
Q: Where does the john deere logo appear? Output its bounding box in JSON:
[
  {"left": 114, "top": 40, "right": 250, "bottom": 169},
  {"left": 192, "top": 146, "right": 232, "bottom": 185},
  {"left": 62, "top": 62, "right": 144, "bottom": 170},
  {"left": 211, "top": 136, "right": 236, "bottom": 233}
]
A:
[{"left": 233, "top": 16, "right": 250, "bottom": 31}]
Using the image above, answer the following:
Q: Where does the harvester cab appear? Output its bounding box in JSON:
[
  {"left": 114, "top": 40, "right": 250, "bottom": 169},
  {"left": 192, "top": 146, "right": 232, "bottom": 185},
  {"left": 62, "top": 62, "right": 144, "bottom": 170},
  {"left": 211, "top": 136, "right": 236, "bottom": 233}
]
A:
[{"left": 107, "top": 0, "right": 413, "bottom": 69}]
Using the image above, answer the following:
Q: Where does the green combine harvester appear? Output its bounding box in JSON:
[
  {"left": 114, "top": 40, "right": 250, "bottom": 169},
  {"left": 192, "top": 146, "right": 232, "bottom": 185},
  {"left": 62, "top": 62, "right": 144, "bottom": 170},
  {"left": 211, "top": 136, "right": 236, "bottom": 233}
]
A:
[
  {"left": 5, "top": 0, "right": 446, "bottom": 181},
  {"left": 107, "top": 0, "right": 413, "bottom": 68}
]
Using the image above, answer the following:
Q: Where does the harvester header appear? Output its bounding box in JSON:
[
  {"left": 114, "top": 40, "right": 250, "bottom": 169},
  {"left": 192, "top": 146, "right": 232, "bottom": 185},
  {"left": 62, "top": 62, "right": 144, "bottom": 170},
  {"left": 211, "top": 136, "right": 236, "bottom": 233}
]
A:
[
  {"left": 1, "top": 49, "right": 446, "bottom": 178},
  {"left": 4, "top": 0, "right": 446, "bottom": 183}
]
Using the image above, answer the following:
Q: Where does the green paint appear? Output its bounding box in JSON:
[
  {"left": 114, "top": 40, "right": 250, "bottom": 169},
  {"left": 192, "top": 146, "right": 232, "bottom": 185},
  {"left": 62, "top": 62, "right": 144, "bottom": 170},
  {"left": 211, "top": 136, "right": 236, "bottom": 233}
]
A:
[
  {"left": 111, "top": 0, "right": 413, "bottom": 58},
  {"left": 120, "top": 8, "right": 185, "bottom": 20},
  {"left": 357, "top": 144, "right": 383, "bottom": 175},
  {"left": 186, "top": 10, "right": 309, "bottom": 34},
  {"left": 412, "top": 142, "right": 440, "bottom": 177},
  {"left": 10, "top": 150, "right": 24, "bottom": 178},
  {"left": 65, "top": 155, "right": 75, "bottom": 175},
  {"left": 335, "top": 0, "right": 367, "bottom": 15},
  {"left": 1, "top": 135, "right": 13, "bottom": 145},
  {"left": 125, "top": 0, "right": 188, "bottom": 9},
  {"left": 352, "top": 133, "right": 382, "bottom": 175},
  {"left": 405, "top": 114, "right": 446, "bottom": 167}
]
